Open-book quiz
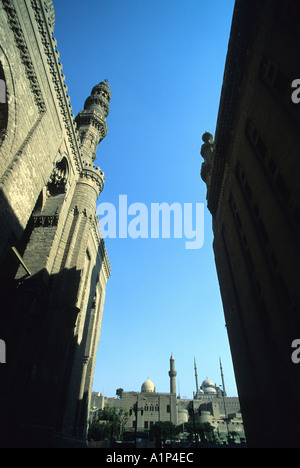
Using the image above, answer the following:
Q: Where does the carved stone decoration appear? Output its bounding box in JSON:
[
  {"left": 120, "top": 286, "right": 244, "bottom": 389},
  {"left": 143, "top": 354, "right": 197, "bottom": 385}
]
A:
[
  {"left": 2, "top": 0, "right": 47, "bottom": 114},
  {"left": 43, "top": 0, "right": 55, "bottom": 34},
  {"left": 32, "top": 214, "right": 58, "bottom": 228},
  {"left": 47, "top": 157, "right": 69, "bottom": 195},
  {"left": 30, "top": 0, "right": 82, "bottom": 173}
]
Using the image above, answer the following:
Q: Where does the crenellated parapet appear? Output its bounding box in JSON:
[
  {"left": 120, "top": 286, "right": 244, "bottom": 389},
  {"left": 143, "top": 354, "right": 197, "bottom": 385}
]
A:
[{"left": 80, "top": 159, "right": 105, "bottom": 197}]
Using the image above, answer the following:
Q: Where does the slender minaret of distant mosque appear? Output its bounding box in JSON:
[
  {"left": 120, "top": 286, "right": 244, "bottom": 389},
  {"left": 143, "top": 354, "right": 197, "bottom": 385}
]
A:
[
  {"left": 220, "top": 357, "right": 227, "bottom": 396},
  {"left": 194, "top": 358, "right": 199, "bottom": 395},
  {"left": 169, "top": 354, "right": 177, "bottom": 394}
]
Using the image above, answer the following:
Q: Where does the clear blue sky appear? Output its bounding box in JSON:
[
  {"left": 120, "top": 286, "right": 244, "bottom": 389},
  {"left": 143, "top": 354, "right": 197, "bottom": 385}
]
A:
[{"left": 53, "top": 0, "right": 237, "bottom": 399}]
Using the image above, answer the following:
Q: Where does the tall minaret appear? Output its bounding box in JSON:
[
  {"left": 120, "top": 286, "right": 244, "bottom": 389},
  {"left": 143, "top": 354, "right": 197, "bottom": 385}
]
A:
[
  {"left": 220, "top": 357, "right": 227, "bottom": 396},
  {"left": 169, "top": 354, "right": 177, "bottom": 395},
  {"left": 194, "top": 358, "right": 199, "bottom": 394}
]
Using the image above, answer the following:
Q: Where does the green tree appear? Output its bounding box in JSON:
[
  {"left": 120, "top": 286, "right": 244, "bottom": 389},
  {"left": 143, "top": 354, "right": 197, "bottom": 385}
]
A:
[
  {"left": 202, "top": 422, "right": 215, "bottom": 442},
  {"left": 116, "top": 388, "right": 123, "bottom": 398},
  {"left": 88, "top": 420, "right": 104, "bottom": 441},
  {"left": 183, "top": 421, "right": 215, "bottom": 443},
  {"left": 150, "top": 421, "right": 180, "bottom": 447},
  {"left": 88, "top": 406, "right": 129, "bottom": 441}
]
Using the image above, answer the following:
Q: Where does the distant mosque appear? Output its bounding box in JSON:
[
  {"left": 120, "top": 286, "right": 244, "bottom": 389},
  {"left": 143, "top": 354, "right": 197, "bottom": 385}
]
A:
[
  {"left": 193, "top": 357, "right": 225, "bottom": 399},
  {"left": 90, "top": 355, "right": 245, "bottom": 442}
]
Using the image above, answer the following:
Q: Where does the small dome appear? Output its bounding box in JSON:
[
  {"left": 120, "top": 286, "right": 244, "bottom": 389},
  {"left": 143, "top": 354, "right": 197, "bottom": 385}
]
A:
[{"left": 141, "top": 379, "right": 155, "bottom": 393}]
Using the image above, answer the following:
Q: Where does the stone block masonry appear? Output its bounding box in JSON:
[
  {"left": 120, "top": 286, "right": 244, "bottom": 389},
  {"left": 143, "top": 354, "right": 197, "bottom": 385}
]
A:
[{"left": 0, "top": 0, "right": 111, "bottom": 448}]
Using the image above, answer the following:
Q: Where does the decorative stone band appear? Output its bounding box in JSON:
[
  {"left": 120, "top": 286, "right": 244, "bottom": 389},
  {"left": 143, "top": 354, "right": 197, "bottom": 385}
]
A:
[
  {"left": 84, "top": 94, "right": 110, "bottom": 118},
  {"left": 2, "top": 0, "right": 46, "bottom": 114},
  {"left": 80, "top": 162, "right": 105, "bottom": 196},
  {"left": 75, "top": 110, "right": 108, "bottom": 143}
]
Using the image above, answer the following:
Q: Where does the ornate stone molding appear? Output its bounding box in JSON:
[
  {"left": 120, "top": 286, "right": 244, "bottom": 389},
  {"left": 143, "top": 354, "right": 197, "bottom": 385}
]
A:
[
  {"left": 2, "top": 0, "right": 46, "bottom": 115},
  {"left": 75, "top": 111, "right": 108, "bottom": 147},
  {"left": 43, "top": 0, "right": 55, "bottom": 34},
  {"left": 47, "top": 156, "right": 69, "bottom": 195},
  {"left": 30, "top": 0, "right": 83, "bottom": 173}
]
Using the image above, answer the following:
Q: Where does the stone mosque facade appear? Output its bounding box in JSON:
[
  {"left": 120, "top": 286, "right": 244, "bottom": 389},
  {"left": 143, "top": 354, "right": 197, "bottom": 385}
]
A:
[
  {"left": 91, "top": 356, "right": 245, "bottom": 441},
  {"left": 0, "top": 0, "right": 110, "bottom": 447}
]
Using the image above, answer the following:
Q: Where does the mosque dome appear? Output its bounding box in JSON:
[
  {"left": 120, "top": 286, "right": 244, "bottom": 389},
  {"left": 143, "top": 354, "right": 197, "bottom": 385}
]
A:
[
  {"left": 141, "top": 379, "right": 155, "bottom": 393},
  {"left": 201, "top": 379, "right": 217, "bottom": 394},
  {"left": 204, "top": 387, "right": 217, "bottom": 394},
  {"left": 202, "top": 379, "right": 215, "bottom": 388}
]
